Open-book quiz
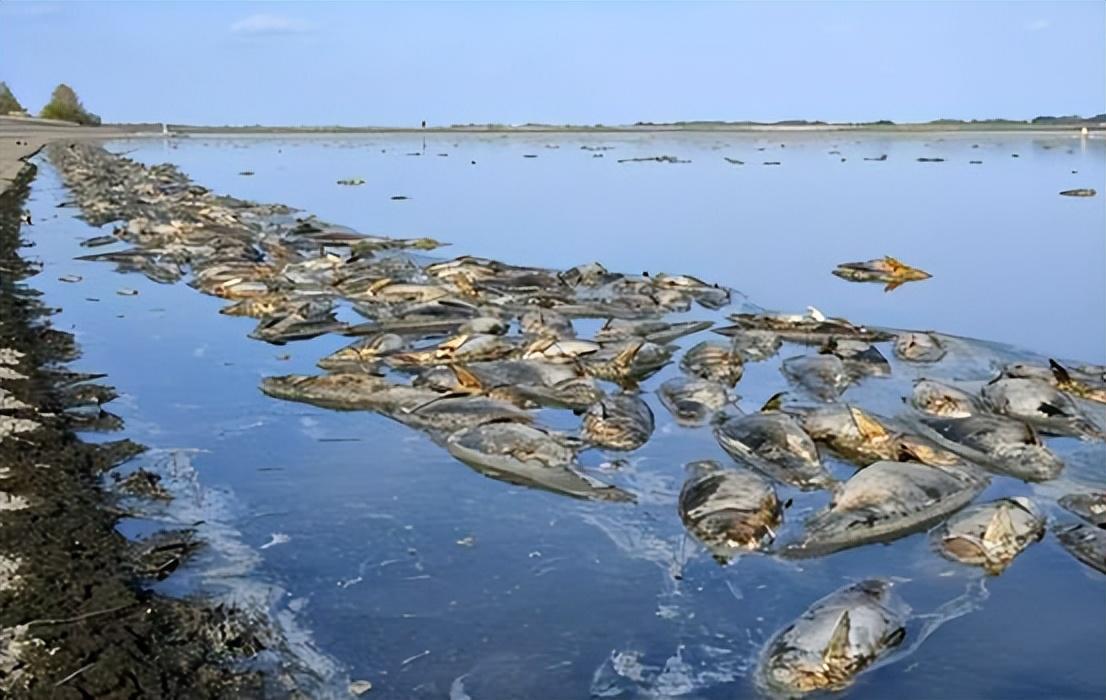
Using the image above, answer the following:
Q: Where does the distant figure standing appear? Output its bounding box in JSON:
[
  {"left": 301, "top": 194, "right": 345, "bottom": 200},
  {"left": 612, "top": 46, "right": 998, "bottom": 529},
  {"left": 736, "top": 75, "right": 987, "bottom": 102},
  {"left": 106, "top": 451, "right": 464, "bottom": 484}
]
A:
[{"left": 421, "top": 120, "right": 426, "bottom": 129}]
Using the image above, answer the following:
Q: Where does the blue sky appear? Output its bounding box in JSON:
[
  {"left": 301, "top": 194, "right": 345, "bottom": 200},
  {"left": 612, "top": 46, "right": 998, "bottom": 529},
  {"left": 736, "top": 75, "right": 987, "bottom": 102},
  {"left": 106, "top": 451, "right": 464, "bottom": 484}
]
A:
[{"left": 1, "top": 1, "right": 1102, "bottom": 125}]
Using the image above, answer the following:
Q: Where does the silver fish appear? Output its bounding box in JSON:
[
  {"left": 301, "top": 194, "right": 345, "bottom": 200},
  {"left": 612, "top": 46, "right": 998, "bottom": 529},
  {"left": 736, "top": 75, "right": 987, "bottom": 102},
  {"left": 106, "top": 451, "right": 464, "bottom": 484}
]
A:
[
  {"left": 657, "top": 377, "right": 730, "bottom": 425},
  {"left": 678, "top": 460, "right": 781, "bottom": 561},
  {"left": 582, "top": 394, "right": 655, "bottom": 451},
  {"left": 714, "top": 411, "right": 830, "bottom": 490},
  {"left": 894, "top": 332, "right": 947, "bottom": 363},
  {"left": 785, "top": 461, "right": 987, "bottom": 557},
  {"left": 757, "top": 579, "right": 907, "bottom": 695},
  {"left": 681, "top": 341, "right": 744, "bottom": 386},
  {"left": 447, "top": 422, "right": 632, "bottom": 502},
  {"left": 934, "top": 497, "right": 1045, "bottom": 574},
  {"left": 982, "top": 377, "right": 1103, "bottom": 440}
]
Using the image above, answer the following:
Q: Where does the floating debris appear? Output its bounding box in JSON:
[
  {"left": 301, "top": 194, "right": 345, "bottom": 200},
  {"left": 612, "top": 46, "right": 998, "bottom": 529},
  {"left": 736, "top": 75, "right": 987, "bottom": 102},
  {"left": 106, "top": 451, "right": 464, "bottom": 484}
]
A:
[
  {"left": 1059, "top": 188, "right": 1096, "bottom": 197},
  {"left": 832, "top": 256, "right": 931, "bottom": 291},
  {"left": 616, "top": 155, "right": 689, "bottom": 164},
  {"left": 336, "top": 178, "right": 365, "bottom": 186}
]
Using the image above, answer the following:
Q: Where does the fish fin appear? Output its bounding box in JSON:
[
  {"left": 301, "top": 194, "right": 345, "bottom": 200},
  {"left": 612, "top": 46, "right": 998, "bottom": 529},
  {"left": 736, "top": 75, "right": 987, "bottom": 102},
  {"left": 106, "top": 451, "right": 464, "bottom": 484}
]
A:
[
  {"left": 438, "top": 334, "right": 470, "bottom": 354},
  {"left": 403, "top": 391, "right": 468, "bottom": 414},
  {"left": 760, "top": 392, "right": 788, "bottom": 412},
  {"left": 823, "top": 610, "right": 852, "bottom": 663},
  {"left": 367, "top": 277, "right": 393, "bottom": 294},
  {"left": 884, "top": 280, "right": 904, "bottom": 292},
  {"left": 883, "top": 626, "right": 906, "bottom": 649},
  {"left": 1037, "top": 401, "right": 1068, "bottom": 418},
  {"left": 982, "top": 504, "right": 1017, "bottom": 545},
  {"left": 849, "top": 406, "right": 888, "bottom": 440},
  {"left": 614, "top": 339, "right": 645, "bottom": 369},
  {"left": 1048, "top": 359, "right": 1073, "bottom": 386},
  {"left": 451, "top": 364, "right": 484, "bottom": 391},
  {"left": 883, "top": 256, "right": 906, "bottom": 271}
]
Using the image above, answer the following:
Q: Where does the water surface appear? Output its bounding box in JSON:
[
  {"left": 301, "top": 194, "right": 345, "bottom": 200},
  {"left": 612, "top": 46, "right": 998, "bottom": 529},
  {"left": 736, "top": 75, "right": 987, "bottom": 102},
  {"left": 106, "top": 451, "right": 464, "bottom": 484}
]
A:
[{"left": 23, "top": 132, "right": 1105, "bottom": 699}]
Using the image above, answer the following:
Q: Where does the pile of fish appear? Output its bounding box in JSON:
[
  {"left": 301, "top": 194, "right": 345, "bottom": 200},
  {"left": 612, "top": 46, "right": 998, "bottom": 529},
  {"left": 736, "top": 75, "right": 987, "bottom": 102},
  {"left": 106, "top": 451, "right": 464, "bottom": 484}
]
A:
[{"left": 48, "top": 143, "right": 1106, "bottom": 696}]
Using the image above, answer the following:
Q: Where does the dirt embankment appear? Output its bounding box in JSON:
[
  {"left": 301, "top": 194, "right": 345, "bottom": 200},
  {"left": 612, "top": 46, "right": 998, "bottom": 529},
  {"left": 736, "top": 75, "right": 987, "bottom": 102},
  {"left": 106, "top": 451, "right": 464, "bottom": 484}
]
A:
[{"left": 0, "top": 164, "right": 272, "bottom": 697}]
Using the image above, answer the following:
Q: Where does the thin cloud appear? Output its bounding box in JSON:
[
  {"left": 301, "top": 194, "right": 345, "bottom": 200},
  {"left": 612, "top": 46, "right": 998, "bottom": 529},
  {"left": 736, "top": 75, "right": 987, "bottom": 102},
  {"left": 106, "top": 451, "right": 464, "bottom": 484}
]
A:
[{"left": 230, "top": 14, "right": 316, "bottom": 36}]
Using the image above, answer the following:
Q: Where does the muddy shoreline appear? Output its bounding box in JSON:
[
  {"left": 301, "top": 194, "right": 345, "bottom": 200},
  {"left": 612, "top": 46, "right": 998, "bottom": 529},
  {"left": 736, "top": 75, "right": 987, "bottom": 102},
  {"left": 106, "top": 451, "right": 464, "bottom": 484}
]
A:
[{"left": 0, "top": 165, "right": 278, "bottom": 697}]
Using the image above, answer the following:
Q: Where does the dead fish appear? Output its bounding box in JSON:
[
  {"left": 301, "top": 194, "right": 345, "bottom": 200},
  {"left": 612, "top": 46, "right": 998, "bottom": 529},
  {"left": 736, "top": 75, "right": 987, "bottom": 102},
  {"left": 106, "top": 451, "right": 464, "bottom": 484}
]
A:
[
  {"left": 249, "top": 306, "right": 347, "bottom": 344},
  {"left": 387, "top": 334, "right": 517, "bottom": 368},
  {"left": 657, "top": 377, "right": 730, "bottom": 425},
  {"left": 582, "top": 340, "right": 673, "bottom": 384},
  {"left": 894, "top": 332, "right": 947, "bottom": 363},
  {"left": 823, "top": 338, "right": 891, "bottom": 377},
  {"left": 58, "top": 274, "right": 82, "bottom": 283},
  {"left": 349, "top": 235, "right": 445, "bottom": 254},
  {"left": 1002, "top": 359, "right": 1106, "bottom": 405},
  {"left": 909, "top": 413, "right": 1064, "bottom": 482},
  {"left": 933, "top": 497, "right": 1045, "bottom": 574},
  {"left": 582, "top": 394, "right": 654, "bottom": 451},
  {"left": 509, "top": 376, "right": 605, "bottom": 411},
  {"left": 651, "top": 273, "right": 730, "bottom": 309},
  {"left": 595, "top": 318, "right": 712, "bottom": 345},
  {"left": 781, "top": 354, "right": 851, "bottom": 401},
  {"left": 520, "top": 308, "right": 575, "bottom": 338},
  {"left": 757, "top": 579, "right": 907, "bottom": 696},
  {"left": 982, "top": 377, "right": 1103, "bottom": 440},
  {"left": 787, "top": 404, "right": 931, "bottom": 467},
  {"left": 832, "top": 256, "right": 931, "bottom": 291},
  {"left": 1059, "top": 188, "right": 1096, "bottom": 197},
  {"left": 80, "top": 234, "right": 119, "bottom": 248},
  {"left": 718, "top": 329, "right": 782, "bottom": 362},
  {"left": 1058, "top": 492, "right": 1106, "bottom": 528},
  {"left": 260, "top": 373, "right": 399, "bottom": 410},
  {"left": 523, "top": 337, "right": 600, "bottom": 363},
  {"left": 446, "top": 422, "right": 632, "bottom": 502},
  {"left": 678, "top": 460, "right": 781, "bottom": 561},
  {"left": 718, "top": 308, "right": 893, "bottom": 345},
  {"left": 714, "top": 401, "right": 830, "bottom": 490},
  {"left": 681, "top": 341, "right": 744, "bottom": 386},
  {"left": 1055, "top": 523, "right": 1106, "bottom": 574},
  {"left": 785, "top": 461, "right": 987, "bottom": 557},
  {"left": 391, "top": 394, "right": 533, "bottom": 433},
  {"left": 317, "top": 333, "right": 406, "bottom": 371},
  {"left": 559, "top": 261, "right": 619, "bottom": 287},
  {"left": 910, "top": 379, "right": 982, "bottom": 418}
]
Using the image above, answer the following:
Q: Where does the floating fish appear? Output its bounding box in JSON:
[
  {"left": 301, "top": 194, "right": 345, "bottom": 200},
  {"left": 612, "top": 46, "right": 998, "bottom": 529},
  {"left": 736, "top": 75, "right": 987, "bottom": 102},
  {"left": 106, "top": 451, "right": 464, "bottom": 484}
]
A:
[{"left": 757, "top": 579, "right": 907, "bottom": 695}]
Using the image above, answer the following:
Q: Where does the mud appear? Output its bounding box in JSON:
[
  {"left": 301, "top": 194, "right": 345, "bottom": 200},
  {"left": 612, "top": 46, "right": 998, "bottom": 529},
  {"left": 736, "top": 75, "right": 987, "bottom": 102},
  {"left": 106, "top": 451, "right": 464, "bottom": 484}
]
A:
[{"left": 0, "top": 165, "right": 276, "bottom": 698}]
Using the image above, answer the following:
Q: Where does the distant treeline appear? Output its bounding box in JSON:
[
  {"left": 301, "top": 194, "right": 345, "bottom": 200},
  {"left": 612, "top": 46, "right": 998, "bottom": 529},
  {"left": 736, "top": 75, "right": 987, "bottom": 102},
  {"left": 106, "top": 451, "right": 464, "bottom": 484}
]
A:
[{"left": 0, "top": 82, "right": 100, "bottom": 126}]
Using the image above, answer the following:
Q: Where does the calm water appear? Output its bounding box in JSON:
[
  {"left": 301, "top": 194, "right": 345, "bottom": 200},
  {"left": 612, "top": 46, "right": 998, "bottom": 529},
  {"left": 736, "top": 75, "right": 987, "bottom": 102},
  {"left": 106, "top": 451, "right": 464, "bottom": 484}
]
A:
[{"left": 23, "top": 133, "right": 1106, "bottom": 699}]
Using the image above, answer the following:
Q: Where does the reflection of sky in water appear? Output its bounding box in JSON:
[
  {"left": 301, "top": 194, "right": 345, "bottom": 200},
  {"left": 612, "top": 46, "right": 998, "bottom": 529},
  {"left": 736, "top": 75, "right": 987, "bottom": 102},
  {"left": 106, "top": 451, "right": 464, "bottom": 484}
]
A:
[
  {"left": 23, "top": 135, "right": 1105, "bottom": 699},
  {"left": 119, "top": 131, "right": 1104, "bottom": 362}
]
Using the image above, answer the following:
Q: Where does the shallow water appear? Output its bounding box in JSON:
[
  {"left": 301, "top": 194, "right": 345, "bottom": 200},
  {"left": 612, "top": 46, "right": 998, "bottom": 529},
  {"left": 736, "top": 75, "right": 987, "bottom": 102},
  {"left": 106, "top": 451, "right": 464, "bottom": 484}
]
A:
[{"left": 23, "top": 133, "right": 1106, "bottom": 699}]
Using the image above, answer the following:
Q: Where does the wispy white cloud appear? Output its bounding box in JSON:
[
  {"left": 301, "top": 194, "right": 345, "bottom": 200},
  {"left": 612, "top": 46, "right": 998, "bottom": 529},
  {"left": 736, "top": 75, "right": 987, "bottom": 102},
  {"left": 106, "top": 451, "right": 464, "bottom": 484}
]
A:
[
  {"left": 1025, "top": 18, "right": 1051, "bottom": 32},
  {"left": 230, "top": 14, "right": 316, "bottom": 36}
]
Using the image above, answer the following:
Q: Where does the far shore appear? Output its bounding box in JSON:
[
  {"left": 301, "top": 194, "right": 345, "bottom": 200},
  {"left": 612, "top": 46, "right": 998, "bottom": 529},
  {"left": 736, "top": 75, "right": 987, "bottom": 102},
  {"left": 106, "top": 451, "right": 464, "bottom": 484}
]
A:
[{"left": 2, "top": 114, "right": 1101, "bottom": 196}]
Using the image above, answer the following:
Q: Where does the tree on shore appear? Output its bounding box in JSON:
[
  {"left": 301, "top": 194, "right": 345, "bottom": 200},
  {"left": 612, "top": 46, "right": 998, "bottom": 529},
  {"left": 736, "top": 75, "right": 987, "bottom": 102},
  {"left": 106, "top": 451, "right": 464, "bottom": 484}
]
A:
[
  {"left": 0, "top": 82, "right": 24, "bottom": 115},
  {"left": 39, "top": 84, "right": 100, "bottom": 125}
]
